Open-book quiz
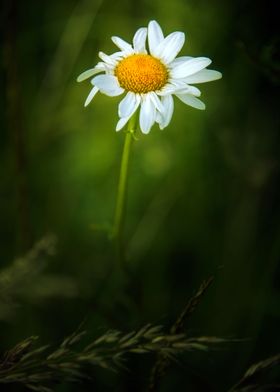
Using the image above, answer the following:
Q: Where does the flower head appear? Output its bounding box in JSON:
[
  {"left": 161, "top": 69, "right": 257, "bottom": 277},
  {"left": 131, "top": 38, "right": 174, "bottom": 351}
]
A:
[{"left": 77, "top": 20, "right": 222, "bottom": 134}]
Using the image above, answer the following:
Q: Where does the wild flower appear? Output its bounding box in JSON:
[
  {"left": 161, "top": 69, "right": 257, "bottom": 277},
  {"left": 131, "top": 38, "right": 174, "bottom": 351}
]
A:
[{"left": 77, "top": 20, "right": 222, "bottom": 134}]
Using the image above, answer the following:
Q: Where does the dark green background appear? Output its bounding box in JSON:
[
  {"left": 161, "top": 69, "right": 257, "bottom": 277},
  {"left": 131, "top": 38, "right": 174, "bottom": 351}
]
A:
[{"left": 1, "top": 0, "right": 279, "bottom": 390}]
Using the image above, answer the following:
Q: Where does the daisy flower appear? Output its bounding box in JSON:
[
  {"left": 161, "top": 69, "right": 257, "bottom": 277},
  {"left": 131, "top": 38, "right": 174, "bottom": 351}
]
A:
[{"left": 77, "top": 20, "right": 222, "bottom": 134}]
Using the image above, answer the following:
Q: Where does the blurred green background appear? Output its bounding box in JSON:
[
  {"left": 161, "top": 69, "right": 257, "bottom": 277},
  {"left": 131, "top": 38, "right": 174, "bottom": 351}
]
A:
[{"left": 1, "top": 0, "right": 280, "bottom": 390}]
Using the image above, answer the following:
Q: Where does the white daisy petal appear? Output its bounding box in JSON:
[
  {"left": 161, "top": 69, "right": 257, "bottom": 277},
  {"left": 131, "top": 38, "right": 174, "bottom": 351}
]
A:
[
  {"left": 116, "top": 117, "right": 130, "bottom": 132},
  {"left": 171, "top": 57, "right": 212, "bottom": 78},
  {"left": 159, "top": 95, "right": 174, "bottom": 129},
  {"left": 77, "top": 67, "right": 104, "bottom": 82},
  {"left": 110, "top": 51, "right": 126, "bottom": 60},
  {"left": 140, "top": 94, "right": 156, "bottom": 134},
  {"left": 116, "top": 96, "right": 141, "bottom": 131},
  {"left": 154, "top": 32, "right": 185, "bottom": 64},
  {"left": 150, "top": 92, "right": 164, "bottom": 113},
  {"left": 92, "top": 74, "right": 124, "bottom": 97},
  {"left": 186, "top": 85, "right": 201, "bottom": 96},
  {"left": 184, "top": 69, "right": 222, "bottom": 84},
  {"left": 157, "top": 80, "right": 186, "bottom": 96},
  {"left": 169, "top": 56, "right": 193, "bottom": 68},
  {"left": 84, "top": 86, "right": 99, "bottom": 107},
  {"left": 118, "top": 92, "right": 141, "bottom": 118},
  {"left": 133, "top": 27, "right": 147, "bottom": 53},
  {"left": 176, "top": 93, "right": 205, "bottom": 110},
  {"left": 172, "top": 84, "right": 201, "bottom": 97},
  {"left": 98, "top": 51, "right": 117, "bottom": 66},
  {"left": 157, "top": 84, "right": 176, "bottom": 96},
  {"left": 148, "top": 20, "right": 164, "bottom": 55},
  {"left": 156, "top": 111, "right": 162, "bottom": 124},
  {"left": 111, "top": 36, "right": 134, "bottom": 54}
]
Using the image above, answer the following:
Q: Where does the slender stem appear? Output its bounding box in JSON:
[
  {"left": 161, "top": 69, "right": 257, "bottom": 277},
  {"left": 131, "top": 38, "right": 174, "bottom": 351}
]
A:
[{"left": 112, "top": 114, "right": 136, "bottom": 265}]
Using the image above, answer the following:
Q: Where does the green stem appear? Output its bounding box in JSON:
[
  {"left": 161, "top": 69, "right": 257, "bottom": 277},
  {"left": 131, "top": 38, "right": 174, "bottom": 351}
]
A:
[{"left": 112, "top": 114, "right": 136, "bottom": 265}]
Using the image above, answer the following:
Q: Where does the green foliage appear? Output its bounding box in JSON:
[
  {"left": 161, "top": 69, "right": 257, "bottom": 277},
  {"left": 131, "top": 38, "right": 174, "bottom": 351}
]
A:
[{"left": 0, "top": 324, "right": 232, "bottom": 392}]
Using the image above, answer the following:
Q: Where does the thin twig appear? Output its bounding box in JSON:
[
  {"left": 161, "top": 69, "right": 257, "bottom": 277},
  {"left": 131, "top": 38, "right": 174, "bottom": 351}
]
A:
[
  {"left": 148, "top": 276, "right": 214, "bottom": 391},
  {"left": 229, "top": 354, "right": 280, "bottom": 392}
]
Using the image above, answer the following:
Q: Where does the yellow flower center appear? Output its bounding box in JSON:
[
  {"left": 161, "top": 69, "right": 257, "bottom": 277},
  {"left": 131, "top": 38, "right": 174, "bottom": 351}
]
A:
[{"left": 115, "top": 54, "right": 169, "bottom": 94}]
